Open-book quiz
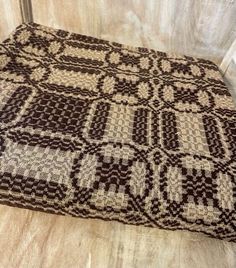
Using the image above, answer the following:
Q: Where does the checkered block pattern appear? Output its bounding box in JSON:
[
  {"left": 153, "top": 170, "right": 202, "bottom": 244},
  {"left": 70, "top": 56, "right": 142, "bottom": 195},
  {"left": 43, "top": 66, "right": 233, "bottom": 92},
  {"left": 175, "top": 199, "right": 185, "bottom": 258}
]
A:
[
  {"left": 0, "top": 23, "right": 236, "bottom": 242},
  {"left": 177, "top": 113, "right": 209, "bottom": 155}
]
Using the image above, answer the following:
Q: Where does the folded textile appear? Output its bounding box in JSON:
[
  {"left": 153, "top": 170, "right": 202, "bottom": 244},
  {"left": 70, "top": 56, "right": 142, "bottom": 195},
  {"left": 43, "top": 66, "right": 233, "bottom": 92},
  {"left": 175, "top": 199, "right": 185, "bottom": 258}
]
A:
[{"left": 0, "top": 23, "right": 236, "bottom": 242}]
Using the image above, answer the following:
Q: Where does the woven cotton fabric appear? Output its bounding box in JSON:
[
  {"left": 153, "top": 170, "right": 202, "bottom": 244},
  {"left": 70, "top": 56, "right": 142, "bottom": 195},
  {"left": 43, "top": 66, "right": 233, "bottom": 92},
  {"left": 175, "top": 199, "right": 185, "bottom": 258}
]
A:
[{"left": 0, "top": 23, "right": 236, "bottom": 242}]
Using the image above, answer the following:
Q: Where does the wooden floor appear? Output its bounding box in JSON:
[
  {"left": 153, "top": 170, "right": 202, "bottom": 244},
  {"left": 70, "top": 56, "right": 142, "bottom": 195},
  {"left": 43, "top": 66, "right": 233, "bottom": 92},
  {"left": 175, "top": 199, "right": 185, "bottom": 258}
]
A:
[{"left": 0, "top": 204, "right": 235, "bottom": 268}]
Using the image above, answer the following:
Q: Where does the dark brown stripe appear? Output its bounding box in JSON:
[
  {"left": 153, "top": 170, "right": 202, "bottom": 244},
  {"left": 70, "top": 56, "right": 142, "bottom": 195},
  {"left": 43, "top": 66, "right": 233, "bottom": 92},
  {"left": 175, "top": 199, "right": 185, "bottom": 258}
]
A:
[
  {"left": 59, "top": 55, "right": 103, "bottom": 66},
  {"left": 8, "top": 130, "right": 81, "bottom": 152},
  {"left": 203, "top": 115, "right": 225, "bottom": 158},
  {"left": 89, "top": 102, "right": 110, "bottom": 140},
  {"left": 223, "top": 120, "right": 236, "bottom": 158},
  {"left": 162, "top": 111, "right": 179, "bottom": 150},
  {"left": 66, "top": 41, "right": 109, "bottom": 51},
  {"left": 132, "top": 108, "right": 149, "bottom": 145},
  {"left": 152, "top": 112, "right": 159, "bottom": 146},
  {"left": 0, "top": 172, "right": 67, "bottom": 201}
]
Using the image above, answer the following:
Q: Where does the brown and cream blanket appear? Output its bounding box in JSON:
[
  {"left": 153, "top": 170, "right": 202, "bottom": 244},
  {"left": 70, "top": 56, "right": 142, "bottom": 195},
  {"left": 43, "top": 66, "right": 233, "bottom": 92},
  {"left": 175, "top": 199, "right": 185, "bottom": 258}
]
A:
[{"left": 0, "top": 23, "right": 236, "bottom": 242}]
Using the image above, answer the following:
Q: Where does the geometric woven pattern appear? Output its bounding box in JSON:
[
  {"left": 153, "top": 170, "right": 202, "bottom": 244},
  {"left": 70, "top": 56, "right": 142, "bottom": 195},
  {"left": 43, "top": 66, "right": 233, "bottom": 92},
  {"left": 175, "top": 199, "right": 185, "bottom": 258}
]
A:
[{"left": 0, "top": 23, "right": 236, "bottom": 242}]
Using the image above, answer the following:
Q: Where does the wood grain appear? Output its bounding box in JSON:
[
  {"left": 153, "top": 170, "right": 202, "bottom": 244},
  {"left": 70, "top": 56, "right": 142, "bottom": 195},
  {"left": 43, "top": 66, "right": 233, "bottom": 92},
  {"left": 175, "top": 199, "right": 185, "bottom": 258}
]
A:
[
  {"left": 0, "top": 0, "right": 22, "bottom": 41},
  {"left": 19, "top": 0, "right": 34, "bottom": 23},
  {"left": 221, "top": 37, "right": 236, "bottom": 101},
  {"left": 0, "top": 204, "right": 236, "bottom": 268},
  {"left": 220, "top": 38, "right": 236, "bottom": 74},
  {"left": 31, "top": 0, "right": 236, "bottom": 65},
  {"left": 224, "top": 59, "right": 236, "bottom": 102}
]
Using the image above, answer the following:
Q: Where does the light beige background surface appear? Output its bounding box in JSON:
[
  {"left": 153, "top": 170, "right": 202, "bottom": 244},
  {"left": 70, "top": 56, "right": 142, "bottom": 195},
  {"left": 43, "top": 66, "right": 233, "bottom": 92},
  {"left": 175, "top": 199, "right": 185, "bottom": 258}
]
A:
[
  {"left": 0, "top": 0, "right": 22, "bottom": 40},
  {"left": 0, "top": 204, "right": 236, "bottom": 268},
  {"left": 31, "top": 0, "right": 236, "bottom": 65},
  {"left": 0, "top": 1, "right": 236, "bottom": 267}
]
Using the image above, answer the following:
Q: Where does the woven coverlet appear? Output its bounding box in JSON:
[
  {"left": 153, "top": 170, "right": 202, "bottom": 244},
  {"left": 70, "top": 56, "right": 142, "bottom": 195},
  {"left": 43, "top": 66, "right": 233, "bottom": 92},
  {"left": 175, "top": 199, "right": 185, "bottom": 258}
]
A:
[{"left": 0, "top": 23, "right": 236, "bottom": 242}]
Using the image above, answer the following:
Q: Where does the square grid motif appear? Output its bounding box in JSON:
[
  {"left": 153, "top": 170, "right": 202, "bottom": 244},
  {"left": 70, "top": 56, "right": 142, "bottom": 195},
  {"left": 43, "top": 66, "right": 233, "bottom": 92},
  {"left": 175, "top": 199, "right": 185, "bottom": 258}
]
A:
[{"left": 21, "top": 91, "right": 90, "bottom": 136}]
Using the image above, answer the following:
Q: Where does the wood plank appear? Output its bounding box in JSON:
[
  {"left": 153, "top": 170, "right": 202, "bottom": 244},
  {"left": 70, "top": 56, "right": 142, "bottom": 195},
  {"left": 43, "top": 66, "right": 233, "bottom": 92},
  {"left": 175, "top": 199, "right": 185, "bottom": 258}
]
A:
[
  {"left": 224, "top": 59, "right": 236, "bottom": 103},
  {"left": 0, "top": 205, "right": 235, "bottom": 268},
  {"left": 0, "top": 0, "right": 22, "bottom": 41},
  {"left": 31, "top": 0, "right": 236, "bottom": 64},
  {"left": 220, "top": 38, "right": 236, "bottom": 74},
  {"left": 19, "top": 0, "right": 34, "bottom": 23}
]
